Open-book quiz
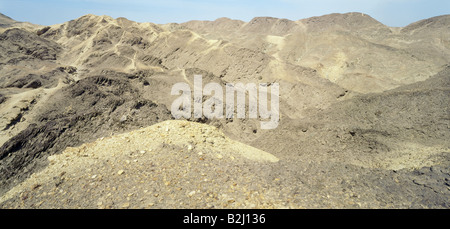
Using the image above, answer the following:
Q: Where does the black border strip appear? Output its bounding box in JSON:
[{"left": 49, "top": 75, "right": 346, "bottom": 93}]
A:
[{"left": 0, "top": 209, "right": 446, "bottom": 227}]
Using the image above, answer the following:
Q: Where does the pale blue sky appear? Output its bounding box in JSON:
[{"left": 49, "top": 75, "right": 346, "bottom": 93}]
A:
[{"left": 0, "top": 0, "right": 448, "bottom": 27}]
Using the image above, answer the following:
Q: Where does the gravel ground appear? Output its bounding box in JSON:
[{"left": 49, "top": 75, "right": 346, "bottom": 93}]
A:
[{"left": 1, "top": 120, "right": 449, "bottom": 209}]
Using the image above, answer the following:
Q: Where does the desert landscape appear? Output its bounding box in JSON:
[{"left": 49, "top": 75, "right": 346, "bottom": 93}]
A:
[{"left": 0, "top": 11, "right": 449, "bottom": 208}]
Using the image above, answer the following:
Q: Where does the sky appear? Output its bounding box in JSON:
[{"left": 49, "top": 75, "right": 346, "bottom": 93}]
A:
[{"left": 0, "top": 0, "right": 448, "bottom": 27}]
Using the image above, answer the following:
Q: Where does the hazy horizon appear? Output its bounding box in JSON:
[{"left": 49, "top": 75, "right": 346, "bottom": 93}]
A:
[{"left": 0, "top": 0, "right": 449, "bottom": 27}]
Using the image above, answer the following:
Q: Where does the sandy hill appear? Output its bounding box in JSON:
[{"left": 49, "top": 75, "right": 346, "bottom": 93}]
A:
[
  {"left": 0, "top": 13, "right": 41, "bottom": 32},
  {"left": 1, "top": 120, "right": 283, "bottom": 208},
  {"left": 298, "top": 12, "right": 390, "bottom": 34},
  {"left": 0, "top": 13, "right": 16, "bottom": 27},
  {"left": 401, "top": 14, "right": 450, "bottom": 34},
  {"left": 0, "top": 12, "right": 449, "bottom": 208},
  {"left": 182, "top": 13, "right": 450, "bottom": 93}
]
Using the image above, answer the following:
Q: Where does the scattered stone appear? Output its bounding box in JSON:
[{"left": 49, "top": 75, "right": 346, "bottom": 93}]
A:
[
  {"left": 119, "top": 115, "right": 127, "bottom": 123},
  {"left": 121, "top": 202, "right": 130, "bottom": 208},
  {"left": 188, "top": 191, "right": 196, "bottom": 197}
]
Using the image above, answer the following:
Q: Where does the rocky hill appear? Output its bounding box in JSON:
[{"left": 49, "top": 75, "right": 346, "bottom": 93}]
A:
[
  {"left": 183, "top": 13, "right": 450, "bottom": 93},
  {"left": 0, "top": 12, "right": 449, "bottom": 208},
  {"left": 0, "top": 13, "right": 16, "bottom": 27}
]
